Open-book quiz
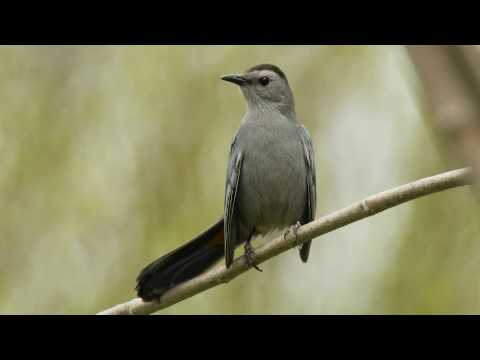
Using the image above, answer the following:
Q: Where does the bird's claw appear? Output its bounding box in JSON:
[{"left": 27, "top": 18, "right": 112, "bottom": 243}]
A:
[
  {"left": 284, "top": 221, "right": 302, "bottom": 249},
  {"left": 244, "top": 242, "right": 263, "bottom": 272}
]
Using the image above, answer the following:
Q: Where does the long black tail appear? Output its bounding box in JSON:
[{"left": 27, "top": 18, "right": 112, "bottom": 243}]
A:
[{"left": 136, "top": 218, "right": 225, "bottom": 301}]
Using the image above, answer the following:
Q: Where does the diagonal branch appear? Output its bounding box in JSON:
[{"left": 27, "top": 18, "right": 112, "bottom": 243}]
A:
[{"left": 97, "top": 168, "right": 474, "bottom": 315}]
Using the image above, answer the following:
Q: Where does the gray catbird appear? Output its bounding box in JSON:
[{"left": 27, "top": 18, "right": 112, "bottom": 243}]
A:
[{"left": 136, "top": 64, "right": 316, "bottom": 301}]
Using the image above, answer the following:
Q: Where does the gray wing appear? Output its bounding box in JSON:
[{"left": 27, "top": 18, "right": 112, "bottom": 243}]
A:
[
  {"left": 224, "top": 134, "right": 244, "bottom": 268},
  {"left": 299, "top": 124, "right": 316, "bottom": 263}
]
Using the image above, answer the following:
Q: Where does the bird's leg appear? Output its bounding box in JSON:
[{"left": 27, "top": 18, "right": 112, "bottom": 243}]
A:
[
  {"left": 284, "top": 221, "right": 302, "bottom": 249},
  {"left": 293, "top": 221, "right": 302, "bottom": 249},
  {"left": 244, "top": 239, "right": 263, "bottom": 272}
]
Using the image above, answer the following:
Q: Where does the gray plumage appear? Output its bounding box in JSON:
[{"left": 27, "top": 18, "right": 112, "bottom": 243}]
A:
[
  {"left": 222, "top": 64, "right": 316, "bottom": 268},
  {"left": 135, "top": 64, "right": 316, "bottom": 300}
]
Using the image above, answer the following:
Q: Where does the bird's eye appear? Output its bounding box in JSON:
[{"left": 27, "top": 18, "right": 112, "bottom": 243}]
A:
[{"left": 259, "top": 76, "right": 270, "bottom": 86}]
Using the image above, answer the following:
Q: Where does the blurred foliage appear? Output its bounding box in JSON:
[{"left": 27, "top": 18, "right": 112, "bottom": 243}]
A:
[{"left": 0, "top": 45, "right": 479, "bottom": 314}]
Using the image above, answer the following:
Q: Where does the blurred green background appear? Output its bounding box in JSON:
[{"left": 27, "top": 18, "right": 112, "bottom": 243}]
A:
[{"left": 1, "top": 45, "right": 479, "bottom": 314}]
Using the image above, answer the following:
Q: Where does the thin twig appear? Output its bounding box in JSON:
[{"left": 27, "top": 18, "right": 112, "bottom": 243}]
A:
[{"left": 97, "top": 168, "right": 473, "bottom": 315}]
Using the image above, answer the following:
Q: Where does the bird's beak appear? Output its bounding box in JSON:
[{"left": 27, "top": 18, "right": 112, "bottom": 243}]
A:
[{"left": 221, "top": 74, "right": 247, "bottom": 86}]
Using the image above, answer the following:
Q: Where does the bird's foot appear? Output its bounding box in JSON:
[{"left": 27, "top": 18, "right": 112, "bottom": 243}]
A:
[
  {"left": 244, "top": 241, "right": 263, "bottom": 272},
  {"left": 284, "top": 221, "right": 302, "bottom": 249}
]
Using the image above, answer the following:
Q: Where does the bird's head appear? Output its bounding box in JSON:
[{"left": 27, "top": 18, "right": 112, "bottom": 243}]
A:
[{"left": 221, "top": 64, "right": 295, "bottom": 115}]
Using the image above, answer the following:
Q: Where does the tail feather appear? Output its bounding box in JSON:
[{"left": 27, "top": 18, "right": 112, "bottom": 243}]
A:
[{"left": 136, "top": 218, "right": 224, "bottom": 301}]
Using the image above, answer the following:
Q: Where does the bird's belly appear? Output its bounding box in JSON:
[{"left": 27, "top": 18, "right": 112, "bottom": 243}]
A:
[{"left": 237, "top": 144, "right": 307, "bottom": 232}]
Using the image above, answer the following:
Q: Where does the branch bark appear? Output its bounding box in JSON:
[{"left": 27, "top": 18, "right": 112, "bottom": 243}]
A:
[{"left": 97, "top": 168, "right": 474, "bottom": 315}]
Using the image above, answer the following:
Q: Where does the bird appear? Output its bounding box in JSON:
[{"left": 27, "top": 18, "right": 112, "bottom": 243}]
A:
[{"left": 136, "top": 64, "right": 316, "bottom": 301}]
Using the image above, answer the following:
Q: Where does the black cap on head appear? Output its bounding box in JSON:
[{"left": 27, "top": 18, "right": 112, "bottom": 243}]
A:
[{"left": 246, "top": 64, "right": 287, "bottom": 80}]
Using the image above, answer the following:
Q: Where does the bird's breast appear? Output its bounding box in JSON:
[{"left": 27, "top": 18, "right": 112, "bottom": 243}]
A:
[{"left": 235, "top": 120, "right": 308, "bottom": 231}]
